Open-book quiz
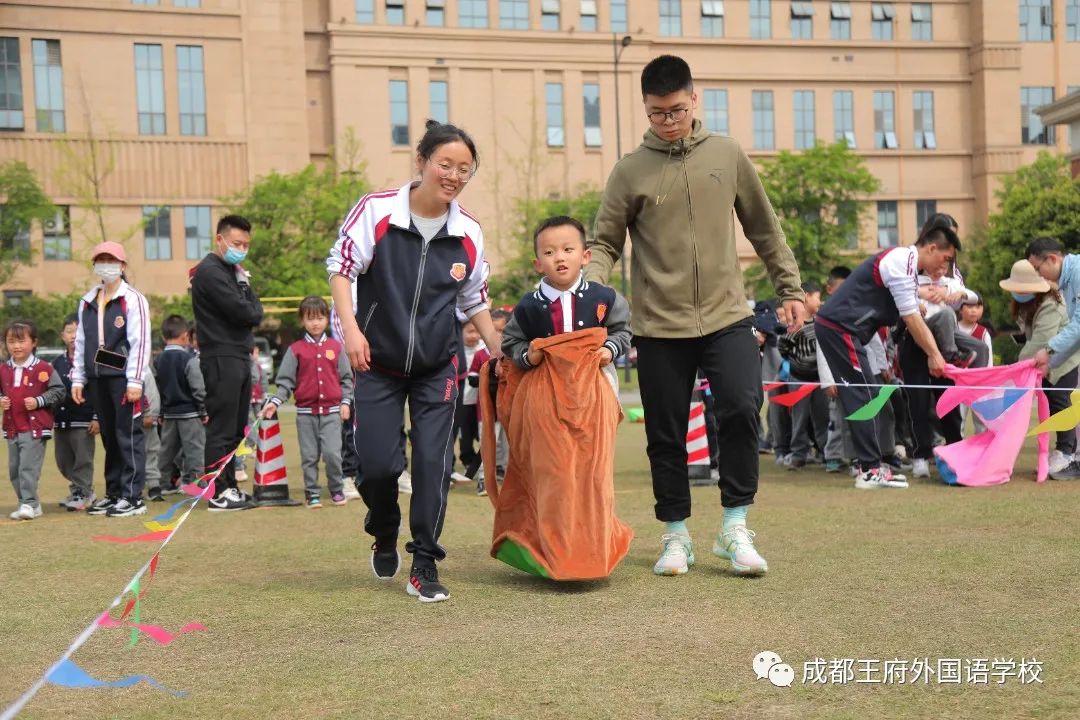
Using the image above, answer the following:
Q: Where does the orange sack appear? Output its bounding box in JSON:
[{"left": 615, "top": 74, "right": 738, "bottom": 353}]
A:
[{"left": 479, "top": 327, "right": 633, "bottom": 580}]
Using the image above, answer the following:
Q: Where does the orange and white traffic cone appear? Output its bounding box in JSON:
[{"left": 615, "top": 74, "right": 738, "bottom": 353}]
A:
[
  {"left": 687, "top": 388, "right": 712, "bottom": 486},
  {"left": 254, "top": 418, "right": 301, "bottom": 507}
]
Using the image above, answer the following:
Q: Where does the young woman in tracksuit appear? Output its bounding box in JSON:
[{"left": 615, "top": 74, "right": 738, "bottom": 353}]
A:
[
  {"left": 327, "top": 120, "right": 500, "bottom": 603},
  {"left": 71, "top": 241, "right": 152, "bottom": 517}
]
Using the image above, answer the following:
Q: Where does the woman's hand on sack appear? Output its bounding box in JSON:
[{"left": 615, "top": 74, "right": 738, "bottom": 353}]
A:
[
  {"left": 343, "top": 325, "right": 371, "bottom": 372},
  {"left": 597, "top": 347, "right": 614, "bottom": 366}
]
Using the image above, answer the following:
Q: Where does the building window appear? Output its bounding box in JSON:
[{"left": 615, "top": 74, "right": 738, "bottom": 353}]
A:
[
  {"left": 916, "top": 200, "right": 937, "bottom": 231},
  {"left": 871, "top": 3, "right": 895, "bottom": 40},
  {"left": 134, "top": 44, "right": 166, "bottom": 135},
  {"left": 1021, "top": 86, "right": 1055, "bottom": 144},
  {"left": 790, "top": 2, "right": 814, "bottom": 39},
  {"left": 611, "top": 0, "right": 628, "bottom": 32},
  {"left": 833, "top": 90, "right": 855, "bottom": 147},
  {"left": 660, "top": 0, "right": 682, "bottom": 36},
  {"left": 877, "top": 201, "right": 898, "bottom": 248},
  {"left": 429, "top": 80, "right": 448, "bottom": 124},
  {"left": 793, "top": 90, "right": 815, "bottom": 149},
  {"left": 132, "top": 0, "right": 161, "bottom": 5},
  {"left": 389, "top": 79, "right": 409, "bottom": 146},
  {"left": 356, "top": 0, "right": 374, "bottom": 23},
  {"left": 32, "top": 39, "right": 65, "bottom": 133},
  {"left": 911, "top": 3, "right": 933, "bottom": 40},
  {"left": 177, "top": 46, "right": 206, "bottom": 136},
  {"left": 703, "top": 89, "right": 729, "bottom": 135},
  {"left": 912, "top": 90, "right": 936, "bottom": 149},
  {"left": 873, "top": 90, "right": 897, "bottom": 149},
  {"left": 830, "top": 2, "right": 851, "bottom": 39},
  {"left": 583, "top": 82, "right": 601, "bottom": 147},
  {"left": 386, "top": 0, "right": 405, "bottom": 25},
  {"left": 459, "top": 0, "right": 488, "bottom": 27},
  {"left": 1067, "top": 0, "right": 1079, "bottom": 40},
  {"left": 750, "top": 0, "right": 772, "bottom": 39},
  {"left": 1, "top": 38, "right": 24, "bottom": 130},
  {"left": 3, "top": 290, "right": 31, "bottom": 307},
  {"left": 143, "top": 206, "right": 172, "bottom": 261},
  {"left": 1020, "top": 0, "right": 1053, "bottom": 42},
  {"left": 546, "top": 82, "right": 564, "bottom": 147},
  {"left": 500, "top": 0, "right": 529, "bottom": 29},
  {"left": 174, "top": 0, "right": 202, "bottom": 7},
  {"left": 700, "top": 1, "right": 725, "bottom": 37},
  {"left": 580, "top": 1, "right": 598, "bottom": 31},
  {"left": 184, "top": 206, "right": 211, "bottom": 260},
  {"left": 752, "top": 90, "right": 774, "bottom": 150},
  {"left": 42, "top": 207, "right": 71, "bottom": 261},
  {"left": 427, "top": 0, "right": 445, "bottom": 26},
  {"left": 541, "top": 0, "right": 560, "bottom": 30}
]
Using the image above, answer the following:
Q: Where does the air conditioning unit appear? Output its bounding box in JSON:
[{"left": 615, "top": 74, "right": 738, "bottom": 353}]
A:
[{"left": 43, "top": 211, "right": 67, "bottom": 235}]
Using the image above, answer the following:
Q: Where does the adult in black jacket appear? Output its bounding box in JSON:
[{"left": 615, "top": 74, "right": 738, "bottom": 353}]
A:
[{"left": 190, "top": 214, "right": 263, "bottom": 512}]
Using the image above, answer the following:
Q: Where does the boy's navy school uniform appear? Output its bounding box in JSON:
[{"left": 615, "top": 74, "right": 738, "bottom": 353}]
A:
[
  {"left": 327, "top": 182, "right": 491, "bottom": 565},
  {"left": 268, "top": 333, "right": 354, "bottom": 498},
  {"left": 52, "top": 350, "right": 97, "bottom": 500},
  {"left": 155, "top": 344, "right": 207, "bottom": 487},
  {"left": 71, "top": 281, "right": 152, "bottom": 502},
  {"left": 1, "top": 355, "right": 65, "bottom": 510}
]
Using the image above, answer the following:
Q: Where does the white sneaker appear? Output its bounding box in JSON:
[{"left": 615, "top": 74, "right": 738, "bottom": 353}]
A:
[
  {"left": 342, "top": 478, "right": 361, "bottom": 500},
  {"left": 450, "top": 472, "right": 471, "bottom": 486},
  {"left": 894, "top": 444, "right": 909, "bottom": 461},
  {"left": 912, "top": 459, "right": 931, "bottom": 479},
  {"left": 398, "top": 470, "right": 413, "bottom": 495},
  {"left": 653, "top": 533, "right": 694, "bottom": 576},
  {"left": 713, "top": 525, "right": 768, "bottom": 575},
  {"left": 1048, "top": 450, "right": 1072, "bottom": 475},
  {"left": 9, "top": 504, "right": 41, "bottom": 521},
  {"left": 854, "top": 466, "right": 909, "bottom": 489}
]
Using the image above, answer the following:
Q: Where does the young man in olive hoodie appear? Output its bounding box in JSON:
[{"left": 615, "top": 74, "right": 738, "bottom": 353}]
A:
[{"left": 586, "top": 55, "right": 804, "bottom": 577}]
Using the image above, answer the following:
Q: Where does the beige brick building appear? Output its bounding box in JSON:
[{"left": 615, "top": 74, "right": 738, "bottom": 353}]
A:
[{"left": 1, "top": 0, "right": 1078, "bottom": 300}]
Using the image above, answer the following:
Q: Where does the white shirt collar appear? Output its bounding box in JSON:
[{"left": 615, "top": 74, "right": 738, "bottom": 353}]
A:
[
  {"left": 304, "top": 332, "right": 327, "bottom": 344},
  {"left": 539, "top": 273, "right": 583, "bottom": 302},
  {"left": 10, "top": 354, "right": 36, "bottom": 369}
]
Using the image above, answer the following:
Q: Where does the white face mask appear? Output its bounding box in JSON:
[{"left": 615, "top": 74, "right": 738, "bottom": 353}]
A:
[{"left": 94, "top": 262, "right": 122, "bottom": 283}]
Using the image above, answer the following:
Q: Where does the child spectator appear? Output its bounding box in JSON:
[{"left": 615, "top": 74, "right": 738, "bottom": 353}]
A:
[
  {"left": 2, "top": 320, "right": 65, "bottom": 520},
  {"left": 753, "top": 300, "right": 791, "bottom": 463},
  {"left": 71, "top": 242, "right": 152, "bottom": 517},
  {"left": 142, "top": 368, "right": 163, "bottom": 501},
  {"left": 779, "top": 282, "right": 826, "bottom": 470},
  {"left": 820, "top": 267, "right": 853, "bottom": 473},
  {"left": 155, "top": 315, "right": 207, "bottom": 495},
  {"left": 262, "top": 296, "right": 354, "bottom": 508},
  {"left": 452, "top": 320, "right": 484, "bottom": 484},
  {"left": 469, "top": 308, "right": 512, "bottom": 496},
  {"left": 53, "top": 313, "right": 99, "bottom": 511},
  {"left": 917, "top": 270, "right": 987, "bottom": 368},
  {"left": 957, "top": 295, "right": 993, "bottom": 366}
]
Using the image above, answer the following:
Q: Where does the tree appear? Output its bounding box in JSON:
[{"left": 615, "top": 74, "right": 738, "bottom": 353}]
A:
[
  {"left": 223, "top": 133, "right": 370, "bottom": 299},
  {"left": 743, "top": 141, "right": 880, "bottom": 298},
  {"left": 964, "top": 152, "right": 1080, "bottom": 329},
  {"left": 487, "top": 186, "right": 603, "bottom": 307},
  {"left": 0, "top": 161, "right": 54, "bottom": 285}
]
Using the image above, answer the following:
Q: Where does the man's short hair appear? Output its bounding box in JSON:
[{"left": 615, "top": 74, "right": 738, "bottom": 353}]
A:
[
  {"left": 490, "top": 309, "right": 511, "bottom": 324},
  {"left": 827, "top": 266, "right": 851, "bottom": 283},
  {"left": 1026, "top": 236, "right": 1064, "bottom": 258},
  {"left": 800, "top": 281, "right": 821, "bottom": 295},
  {"left": 640, "top": 55, "right": 693, "bottom": 98},
  {"left": 532, "top": 216, "right": 587, "bottom": 256},
  {"left": 162, "top": 314, "right": 189, "bottom": 341},
  {"left": 216, "top": 214, "right": 251, "bottom": 236},
  {"left": 916, "top": 226, "right": 961, "bottom": 253}
]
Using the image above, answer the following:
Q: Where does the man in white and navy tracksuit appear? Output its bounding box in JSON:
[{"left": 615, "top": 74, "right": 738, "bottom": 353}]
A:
[{"left": 814, "top": 226, "right": 959, "bottom": 489}]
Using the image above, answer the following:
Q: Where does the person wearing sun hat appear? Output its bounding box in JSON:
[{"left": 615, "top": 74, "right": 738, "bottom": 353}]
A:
[
  {"left": 70, "top": 241, "right": 153, "bottom": 516},
  {"left": 1001, "top": 257, "right": 1080, "bottom": 479}
]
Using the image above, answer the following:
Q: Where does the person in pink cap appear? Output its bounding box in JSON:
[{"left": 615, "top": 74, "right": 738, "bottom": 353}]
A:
[{"left": 71, "top": 241, "right": 152, "bottom": 517}]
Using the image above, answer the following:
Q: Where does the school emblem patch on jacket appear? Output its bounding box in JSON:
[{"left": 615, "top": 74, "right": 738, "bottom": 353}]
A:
[
  {"left": 596, "top": 303, "right": 608, "bottom": 323},
  {"left": 450, "top": 262, "right": 467, "bottom": 281},
  {"left": 114, "top": 316, "right": 125, "bottom": 329},
  {"left": 37, "top": 371, "right": 49, "bottom": 383},
  {"left": 325, "top": 349, "right": 336, "bottom": 361}
]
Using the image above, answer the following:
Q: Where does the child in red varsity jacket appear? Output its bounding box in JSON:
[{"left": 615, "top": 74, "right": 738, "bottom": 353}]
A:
[
  {"left": 262, "top": 296, "right": 354, "bottom": 508},
  {"left": 1, "top": 320, "right": 65, "bottom": 520}
]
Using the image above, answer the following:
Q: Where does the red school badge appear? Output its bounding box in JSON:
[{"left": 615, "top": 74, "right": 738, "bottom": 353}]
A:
[
  {"left": 114, "top": 315, "right": 125, "bottom": 329},
  {"left": 450, "top": 262, "right": 467, "bottom": 281},
  {"left": 596, "top": 303, "right": 608, "bottom": 323}
]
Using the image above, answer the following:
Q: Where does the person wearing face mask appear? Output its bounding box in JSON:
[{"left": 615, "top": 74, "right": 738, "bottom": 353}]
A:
[
  {"left": 190, "top": 215, "right": 264, "bottom": 511},
  {"left": 1000, "top": 258, "right": 1080, "bottom": 479},
  {"left": 71, "top": 242, "right": 152, "bottom": 517}
]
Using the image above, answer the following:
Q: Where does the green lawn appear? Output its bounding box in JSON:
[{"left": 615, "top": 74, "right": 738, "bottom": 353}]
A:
[{"left": 0, "top": 420, "right": 1077, "bottom": 719}]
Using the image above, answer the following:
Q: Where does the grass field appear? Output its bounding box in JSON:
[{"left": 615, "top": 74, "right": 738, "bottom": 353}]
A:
[{"left": 1, "top": 418, "right": 1078, "bottom": 720}]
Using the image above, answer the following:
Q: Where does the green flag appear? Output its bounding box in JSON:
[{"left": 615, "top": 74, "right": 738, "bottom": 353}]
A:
[{"left": 845, "top": 385, "right": 899, "bottom": 421}]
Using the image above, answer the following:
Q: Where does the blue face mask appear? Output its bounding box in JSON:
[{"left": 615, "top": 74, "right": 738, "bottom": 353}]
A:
[
  {"left": 1011, "top": 292, "right": 1035, "bottom": 304},
  {"left": 223, "top": 246, "right": 247, "bottom": 265}
]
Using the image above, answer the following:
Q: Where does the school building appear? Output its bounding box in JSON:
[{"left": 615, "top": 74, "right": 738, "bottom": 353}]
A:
[{"left": 2, "top": 0, "right": 1079, "bottom": 300}]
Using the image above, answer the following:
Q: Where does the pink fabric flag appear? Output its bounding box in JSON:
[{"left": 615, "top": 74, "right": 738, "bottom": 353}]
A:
[
  {"left": 933, "top": 360, "right": 1048, "bottom": 487},
  {"left": 93, "top": 530, "right": 174, "bottom": 544}
]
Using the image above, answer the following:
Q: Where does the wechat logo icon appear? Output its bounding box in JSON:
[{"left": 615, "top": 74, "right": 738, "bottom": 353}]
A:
[{"left": 754, "top": 651, "right": 795, "bottom": 688}]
